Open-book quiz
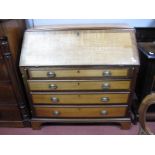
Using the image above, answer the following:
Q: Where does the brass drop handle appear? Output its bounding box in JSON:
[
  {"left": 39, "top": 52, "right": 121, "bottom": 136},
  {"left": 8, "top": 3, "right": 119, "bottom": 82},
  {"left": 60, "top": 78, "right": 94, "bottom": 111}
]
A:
[
  {"left": 52, "top": 110, "right": 60, "bottom": 116},
  {"left": 47, "top": 71, "right": 56, "bottom": 78},
  {"left": 101, "top": 97, "right": 109, "bottom": 102},
  {"left": 51, "top": 97, "right": 59, "bottom": 103},
  {"left": 103, "top": 70, "right": 111, "bottom": 76},
  {"left": 102, "top": 83, "right": 110, "bottom": 89},
  {"left": 49, "top": 84, "right": 57, "bottom": 90},
  {"left": 100, "top": 110, "right": 108, "bottom": 115}
]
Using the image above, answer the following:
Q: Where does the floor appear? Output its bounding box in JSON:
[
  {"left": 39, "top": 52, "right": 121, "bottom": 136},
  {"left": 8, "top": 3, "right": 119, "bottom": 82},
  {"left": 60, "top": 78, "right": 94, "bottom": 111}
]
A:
[{"left": 0, "top": 124, "right": 140, "bottom": 135}]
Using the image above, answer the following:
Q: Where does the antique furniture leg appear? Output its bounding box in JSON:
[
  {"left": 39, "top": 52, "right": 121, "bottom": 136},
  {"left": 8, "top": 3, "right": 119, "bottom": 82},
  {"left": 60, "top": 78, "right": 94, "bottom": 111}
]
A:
[
  {"left": 120, "top": 122, "right": 131, "bottom": 130},
  {"left": 31, "top": 120, "right": 42, "bottom": 130}
]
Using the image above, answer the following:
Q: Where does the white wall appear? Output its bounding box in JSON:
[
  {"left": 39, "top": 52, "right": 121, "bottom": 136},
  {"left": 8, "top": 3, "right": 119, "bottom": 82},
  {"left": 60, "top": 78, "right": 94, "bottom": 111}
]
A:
[{"left": 26, "top": 19, "right": 155, "bottom": 28}]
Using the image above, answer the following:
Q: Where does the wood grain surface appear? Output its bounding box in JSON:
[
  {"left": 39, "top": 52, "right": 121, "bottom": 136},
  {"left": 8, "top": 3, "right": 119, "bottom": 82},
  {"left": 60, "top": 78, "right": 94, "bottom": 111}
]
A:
[
  {"left": 28, "top": 80, "right": 131, "bottom": 91},
  {"left": 34, "top": 106, "right": 128, "bottom": 118},
  {"left": 31, "top": 93, "right": 129, "bottom": 104},
  {"left": 20, "top": 28, "right": 139, "bottom": 66},
  {"left": 29, "top": 68, "right": 129, "bottom": 78}
]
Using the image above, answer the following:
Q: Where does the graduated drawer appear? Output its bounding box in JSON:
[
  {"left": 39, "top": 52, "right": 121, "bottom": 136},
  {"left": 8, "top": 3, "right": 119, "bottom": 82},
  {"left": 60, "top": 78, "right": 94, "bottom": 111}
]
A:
[
  {"left": 34, "top": 105, "right": 128, "bottom": 118},
  {"left": 31, "top": 92, "right": 129, "bottom": 104},
  {"left": 28, "top": 68, "right": 131, "bottom": 78},
  {"left": 28, "top": 80, "right": 131, "bottom": 91}
]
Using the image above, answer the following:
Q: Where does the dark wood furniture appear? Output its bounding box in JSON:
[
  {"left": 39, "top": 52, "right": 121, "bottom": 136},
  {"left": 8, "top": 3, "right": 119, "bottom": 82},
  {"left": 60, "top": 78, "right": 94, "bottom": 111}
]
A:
[
  {"left": 136, "top": 28, "right": 155, "bottom": 42},
  {"left": 0, "top": 20, "right": 29, "bottom": 127},
  {"left": 135, "top": 42, "right": 155, "bottom": 119},
  {"left": 136, "top": 42, "right": 155, "bottom": 100},
  {"left": 19, "top": 24, "right": 139, "bottom": 130}
]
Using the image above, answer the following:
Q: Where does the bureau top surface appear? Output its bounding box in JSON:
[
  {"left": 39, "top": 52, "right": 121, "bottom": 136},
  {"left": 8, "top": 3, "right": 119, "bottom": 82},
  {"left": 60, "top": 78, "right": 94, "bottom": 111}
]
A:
[{"left": 19, "top": 24, "right": 139, "bottom": 66}]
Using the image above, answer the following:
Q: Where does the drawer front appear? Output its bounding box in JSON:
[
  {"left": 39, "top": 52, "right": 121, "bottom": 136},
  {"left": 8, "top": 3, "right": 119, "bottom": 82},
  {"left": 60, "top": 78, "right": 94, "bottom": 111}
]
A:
[
  {"left": 29, "top": 68, "right": 130, "bottom": 78},
  {"left": 28, "top": 80, "right": 131, "bottom": 91},
  {"left": 0, "top": 105, "right": 22, "bottom": 121},
  {"left": 34, "top": 106, "right": 128, "bottom": 118},
  {"left": 31, "top": 93, "right": 129, "bottom": 104}
]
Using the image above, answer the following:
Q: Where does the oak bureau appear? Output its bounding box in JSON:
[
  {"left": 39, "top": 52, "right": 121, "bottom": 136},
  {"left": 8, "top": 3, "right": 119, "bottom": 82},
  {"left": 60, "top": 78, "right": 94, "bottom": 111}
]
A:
[{"left": 19, "top": 24, "right": 139, "bottom": 130}]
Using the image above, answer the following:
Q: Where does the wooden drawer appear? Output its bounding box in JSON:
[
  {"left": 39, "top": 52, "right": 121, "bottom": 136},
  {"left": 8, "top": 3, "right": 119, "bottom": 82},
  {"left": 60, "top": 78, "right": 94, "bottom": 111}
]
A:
[
  {"left": 28, "top": 80, "right": 131, "bottom": 91},
  {"left": 31, "top": 92, "right": 129, "bottom": 104},
  {"left": 28, "top": 68, "right": 130, "bottom": 78},
  {"left": 34, "top": 105, "right": 128, "bottom": 118},
  {"left": 0, "top": 105, "right": 22, "bottom": 121}
]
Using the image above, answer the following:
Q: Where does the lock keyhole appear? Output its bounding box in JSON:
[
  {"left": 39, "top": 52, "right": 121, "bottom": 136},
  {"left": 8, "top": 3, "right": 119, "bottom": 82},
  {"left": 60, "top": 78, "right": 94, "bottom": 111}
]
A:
[
  {"left": 77, "top": 32, "right": 80, "bottom": 36},
  {"left": 77, "top": 70, "right": 80, "bottom": 73}
]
